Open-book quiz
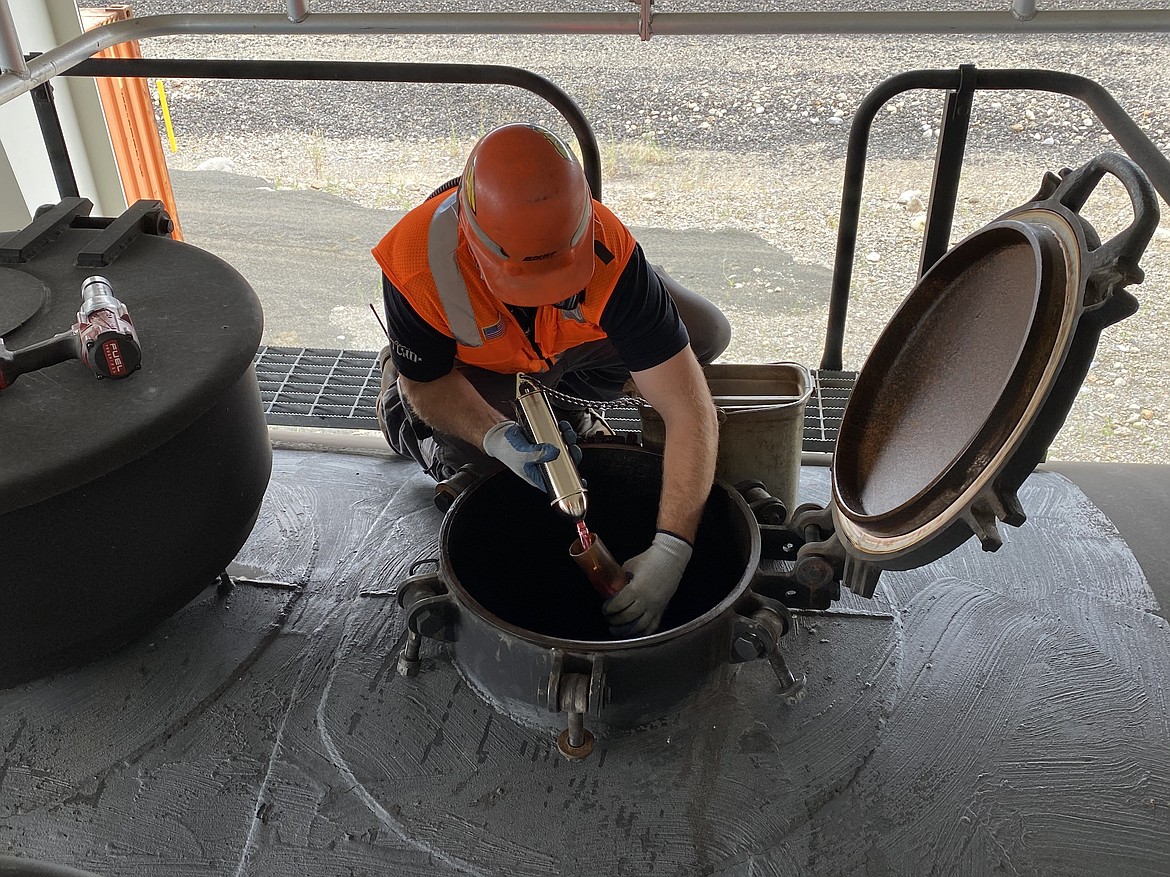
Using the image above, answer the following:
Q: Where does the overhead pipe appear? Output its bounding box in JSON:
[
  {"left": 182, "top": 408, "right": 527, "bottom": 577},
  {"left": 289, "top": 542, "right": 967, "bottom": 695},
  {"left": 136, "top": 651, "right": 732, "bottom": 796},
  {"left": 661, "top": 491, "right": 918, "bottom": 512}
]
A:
[
  {"left": 4, "top": 9, "right": 1170, "bottom": 105},
  {"left": 0, "top": 0, "right": 28, "bottom": 79}
]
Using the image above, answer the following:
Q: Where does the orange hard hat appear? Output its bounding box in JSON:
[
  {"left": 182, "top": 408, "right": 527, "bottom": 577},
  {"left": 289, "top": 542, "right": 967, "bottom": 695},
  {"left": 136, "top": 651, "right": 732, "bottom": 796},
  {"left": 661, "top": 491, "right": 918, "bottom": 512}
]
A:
[{"left": 458, "top": 123, "right": 595, "bottom": 307}]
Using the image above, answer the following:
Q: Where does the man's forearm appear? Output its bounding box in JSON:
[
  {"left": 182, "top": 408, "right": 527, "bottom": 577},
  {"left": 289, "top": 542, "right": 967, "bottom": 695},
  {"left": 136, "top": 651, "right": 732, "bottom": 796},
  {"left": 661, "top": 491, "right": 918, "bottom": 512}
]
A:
[
  {"left": 399, "top": 371, "right": 506, "bottom": 449},
  {"left": 657, "top": 395, "right": 718, "bottom": 542},
  {"left": 633, "top": 349, "right": 720, "bottom": 543}
]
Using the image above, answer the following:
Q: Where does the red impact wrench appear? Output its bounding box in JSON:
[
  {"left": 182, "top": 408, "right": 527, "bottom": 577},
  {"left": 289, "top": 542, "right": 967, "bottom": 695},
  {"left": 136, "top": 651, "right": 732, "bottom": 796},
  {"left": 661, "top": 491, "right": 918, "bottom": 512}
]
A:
[{"left": 0, "top": 276, "right": 142, "bottom": 390}]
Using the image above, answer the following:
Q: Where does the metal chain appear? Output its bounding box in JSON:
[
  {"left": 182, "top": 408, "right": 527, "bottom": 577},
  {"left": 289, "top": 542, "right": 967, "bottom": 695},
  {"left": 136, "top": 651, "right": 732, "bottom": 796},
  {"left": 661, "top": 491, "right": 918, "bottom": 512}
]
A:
[{"left": 517, "top": 373, "right": 654, "bottom": 410}]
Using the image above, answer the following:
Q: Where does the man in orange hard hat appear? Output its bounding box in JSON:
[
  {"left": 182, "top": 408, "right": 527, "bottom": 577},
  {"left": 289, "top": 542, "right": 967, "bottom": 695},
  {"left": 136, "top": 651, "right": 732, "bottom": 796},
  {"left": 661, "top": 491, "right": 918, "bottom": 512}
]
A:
[{"left": 372, "top": 123, "right": 730, "bottom": 636}]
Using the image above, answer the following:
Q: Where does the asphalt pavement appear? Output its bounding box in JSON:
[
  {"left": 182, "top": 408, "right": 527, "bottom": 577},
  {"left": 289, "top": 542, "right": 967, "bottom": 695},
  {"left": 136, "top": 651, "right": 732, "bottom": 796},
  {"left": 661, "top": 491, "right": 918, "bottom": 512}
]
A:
[{"left": 169, "top": 167, "right": 832, "bottom": 356}]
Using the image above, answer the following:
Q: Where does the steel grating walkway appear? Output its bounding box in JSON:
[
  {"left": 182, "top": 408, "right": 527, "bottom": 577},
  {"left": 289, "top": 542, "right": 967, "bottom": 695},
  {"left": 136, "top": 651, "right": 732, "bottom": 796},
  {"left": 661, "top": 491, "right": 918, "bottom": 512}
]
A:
[
  {"left": 255, "top": 346, "right": 384, "bottom": 429},
  {"left": 803, "top": 369, "right": 856, "bottom": 453},
  {"left": 254, "top": 346, "right": 855, "bottom": 451}
]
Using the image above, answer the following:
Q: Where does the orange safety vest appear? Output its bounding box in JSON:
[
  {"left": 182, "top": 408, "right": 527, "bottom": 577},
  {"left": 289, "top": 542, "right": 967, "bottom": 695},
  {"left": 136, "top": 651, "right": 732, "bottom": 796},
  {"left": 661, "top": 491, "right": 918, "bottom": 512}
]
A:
[{"left": 372, "top": 189, "right": 636, "bottom": 374}]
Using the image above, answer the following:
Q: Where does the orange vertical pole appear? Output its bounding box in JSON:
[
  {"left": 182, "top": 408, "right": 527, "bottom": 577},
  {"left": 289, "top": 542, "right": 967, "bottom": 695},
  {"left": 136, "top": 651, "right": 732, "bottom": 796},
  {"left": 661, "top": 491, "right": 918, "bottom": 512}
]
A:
[{"left": 80, "top": 5, "right": 183, "bottom": 240}]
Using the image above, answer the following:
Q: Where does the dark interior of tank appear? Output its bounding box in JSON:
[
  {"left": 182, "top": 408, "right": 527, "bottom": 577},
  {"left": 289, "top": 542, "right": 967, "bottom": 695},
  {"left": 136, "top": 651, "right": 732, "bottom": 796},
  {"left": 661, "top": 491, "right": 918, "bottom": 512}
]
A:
[{"left": 443, "top": 446, "right": 753, "bottom": 640}]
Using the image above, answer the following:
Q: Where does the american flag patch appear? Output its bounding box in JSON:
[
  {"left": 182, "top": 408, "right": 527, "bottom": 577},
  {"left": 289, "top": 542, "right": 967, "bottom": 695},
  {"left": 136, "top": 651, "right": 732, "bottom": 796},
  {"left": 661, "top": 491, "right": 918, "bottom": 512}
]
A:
[{"left": 482, "top": 319, "right": 506, "bottom": 341}]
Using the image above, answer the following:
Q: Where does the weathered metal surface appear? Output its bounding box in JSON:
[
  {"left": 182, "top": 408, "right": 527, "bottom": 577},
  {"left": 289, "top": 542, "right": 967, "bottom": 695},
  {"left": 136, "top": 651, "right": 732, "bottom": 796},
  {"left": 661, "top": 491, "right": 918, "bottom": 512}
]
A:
[
  {"left": 1, "top": 450, "right": 1168, "bottom": 875},
  {"left": 835, "top": 225, "right": 1059, "bottom": 527}
]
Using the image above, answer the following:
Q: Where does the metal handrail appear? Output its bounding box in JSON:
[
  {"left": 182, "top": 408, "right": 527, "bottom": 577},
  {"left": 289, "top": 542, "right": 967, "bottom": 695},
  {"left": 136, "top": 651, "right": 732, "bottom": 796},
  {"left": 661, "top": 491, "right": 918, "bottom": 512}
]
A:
[
  {"left": 62, "top": 57, "right": 602, "bottom": 199},
  {"left": 820, "top": 66, "right": 1170, "bottom": 372}
]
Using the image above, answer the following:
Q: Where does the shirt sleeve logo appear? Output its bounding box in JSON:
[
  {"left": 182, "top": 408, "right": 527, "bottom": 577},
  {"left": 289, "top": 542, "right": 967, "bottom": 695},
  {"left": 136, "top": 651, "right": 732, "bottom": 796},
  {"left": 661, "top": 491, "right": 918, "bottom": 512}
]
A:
[{"left": 390, "top": 338, "right": 421, "bottom": 363}]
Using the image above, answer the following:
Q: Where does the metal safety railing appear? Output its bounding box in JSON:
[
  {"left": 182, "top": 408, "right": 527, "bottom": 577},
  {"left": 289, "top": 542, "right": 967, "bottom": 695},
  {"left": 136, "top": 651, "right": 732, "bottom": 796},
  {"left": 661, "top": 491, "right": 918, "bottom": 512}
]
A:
[
  {"left": 57, "top": 56, "right": 603, "bottom": 200},
  {"left": 5, "top": 1, "right": 1170, "bottom": 102},
  {"left": 820, "top": 65, "right": 1170, "bottom": 372}
]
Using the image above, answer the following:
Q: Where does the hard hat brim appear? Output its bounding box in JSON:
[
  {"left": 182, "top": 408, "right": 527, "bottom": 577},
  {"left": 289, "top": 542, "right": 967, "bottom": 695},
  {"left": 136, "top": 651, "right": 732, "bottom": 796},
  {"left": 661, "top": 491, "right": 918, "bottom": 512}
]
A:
[{"left": 471, "top": 222, "right": 596, "bottom": 308}]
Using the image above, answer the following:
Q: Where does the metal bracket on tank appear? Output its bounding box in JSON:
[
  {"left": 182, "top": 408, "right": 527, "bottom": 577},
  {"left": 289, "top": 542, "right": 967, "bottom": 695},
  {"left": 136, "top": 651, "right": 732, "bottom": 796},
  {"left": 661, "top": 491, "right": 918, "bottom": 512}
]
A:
[
  {"left": 735, "top": 479, "right": 788, "bottom": 526},
  {"left": 752, "top": 503, "right": 847, "bottom": 609},
  {"left": 750, "top": 491, "right": 1028, "bottom": 603},
  {"left": 540, "top": 650, "right": 608, "bottom": 761},
  {"left": 395, "top": 560, "right": 455, "bottom": 678},
  {"left": 729, "top": 600, "right": 807, "bottom": 707},
  {"left": 0, "top": 198, "right": 92, "bottom": 264},
  {"left": 75, "top": 200, "right": 174, "bottom": 267}
]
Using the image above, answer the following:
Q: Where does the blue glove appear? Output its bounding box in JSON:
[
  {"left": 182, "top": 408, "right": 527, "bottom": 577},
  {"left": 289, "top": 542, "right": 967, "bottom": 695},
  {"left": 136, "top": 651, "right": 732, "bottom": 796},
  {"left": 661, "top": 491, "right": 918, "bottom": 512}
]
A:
[
  {"left": 557, "top": 420, "right": 584, "bottom": 466},
  {"left": 603, "top": 531, "right": 693, "bottom": 637},
  {"left": 483, "top": 420, "right": 560, "bottom": 490}
]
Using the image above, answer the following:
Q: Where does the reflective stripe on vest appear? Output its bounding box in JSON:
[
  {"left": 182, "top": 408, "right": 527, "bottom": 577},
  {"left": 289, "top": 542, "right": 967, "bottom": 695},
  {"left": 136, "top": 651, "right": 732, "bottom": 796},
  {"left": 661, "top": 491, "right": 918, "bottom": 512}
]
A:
[{"left": 427, "top": 192, "right": 482, "bottom": 348}]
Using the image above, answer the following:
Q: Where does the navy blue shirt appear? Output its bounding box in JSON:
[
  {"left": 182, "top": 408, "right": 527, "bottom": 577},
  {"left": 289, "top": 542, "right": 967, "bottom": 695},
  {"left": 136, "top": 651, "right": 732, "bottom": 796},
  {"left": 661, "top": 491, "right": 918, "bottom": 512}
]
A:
[{"left": 381, "top": 242, "right": 689, "bottom": 382}]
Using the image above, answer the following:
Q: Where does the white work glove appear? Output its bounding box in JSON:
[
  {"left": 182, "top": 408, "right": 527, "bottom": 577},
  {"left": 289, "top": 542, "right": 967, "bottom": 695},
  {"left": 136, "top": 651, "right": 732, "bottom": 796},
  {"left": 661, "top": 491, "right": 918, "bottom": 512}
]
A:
[
  {"left": 482, "top": 420, "right": 561, "bottom": 490},
  {"left": 603, "top": 531, "right": 693, "bottom": 637}
]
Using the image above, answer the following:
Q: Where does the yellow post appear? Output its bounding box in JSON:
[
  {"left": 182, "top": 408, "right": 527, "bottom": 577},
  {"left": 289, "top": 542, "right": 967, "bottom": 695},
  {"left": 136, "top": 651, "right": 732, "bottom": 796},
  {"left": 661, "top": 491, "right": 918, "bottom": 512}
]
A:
[{"left": 155, "top": 80, "right": 178, "bottom": 153}]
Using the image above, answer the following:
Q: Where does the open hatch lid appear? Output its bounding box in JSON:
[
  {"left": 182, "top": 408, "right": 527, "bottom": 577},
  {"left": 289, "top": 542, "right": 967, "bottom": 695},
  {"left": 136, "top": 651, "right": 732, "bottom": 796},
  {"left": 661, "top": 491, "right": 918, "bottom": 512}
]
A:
[{"left": 827, "top": 153, "right": 1160, "bottom": 591}]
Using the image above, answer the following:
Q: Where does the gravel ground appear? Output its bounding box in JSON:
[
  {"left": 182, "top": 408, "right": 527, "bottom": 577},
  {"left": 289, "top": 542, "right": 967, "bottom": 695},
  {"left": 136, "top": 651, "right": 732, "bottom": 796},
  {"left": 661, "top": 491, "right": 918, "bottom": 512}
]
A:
[{"left": 130, "top": 1, "right": 1170, "bottom": 463}]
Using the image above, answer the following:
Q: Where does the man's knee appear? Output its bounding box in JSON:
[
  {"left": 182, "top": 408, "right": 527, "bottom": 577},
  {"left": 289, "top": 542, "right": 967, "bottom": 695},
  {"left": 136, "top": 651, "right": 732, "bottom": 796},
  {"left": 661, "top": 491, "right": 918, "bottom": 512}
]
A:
[
  {"left": 378, "top": 379, "right": 484, "bottom": 481},
  {"left": 689, "top": 302, "right": 732, "bottom": 365},
  {"left": 655, "top": 268, "right": 731, "bottom": 365}
]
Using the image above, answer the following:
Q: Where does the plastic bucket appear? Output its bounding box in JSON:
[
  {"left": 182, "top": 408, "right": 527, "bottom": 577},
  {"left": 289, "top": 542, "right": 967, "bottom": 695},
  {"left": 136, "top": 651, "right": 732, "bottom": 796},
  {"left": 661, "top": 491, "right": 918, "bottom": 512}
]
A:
[{"left": 639, "top": 362, "right": 812, "bottom": 517}]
